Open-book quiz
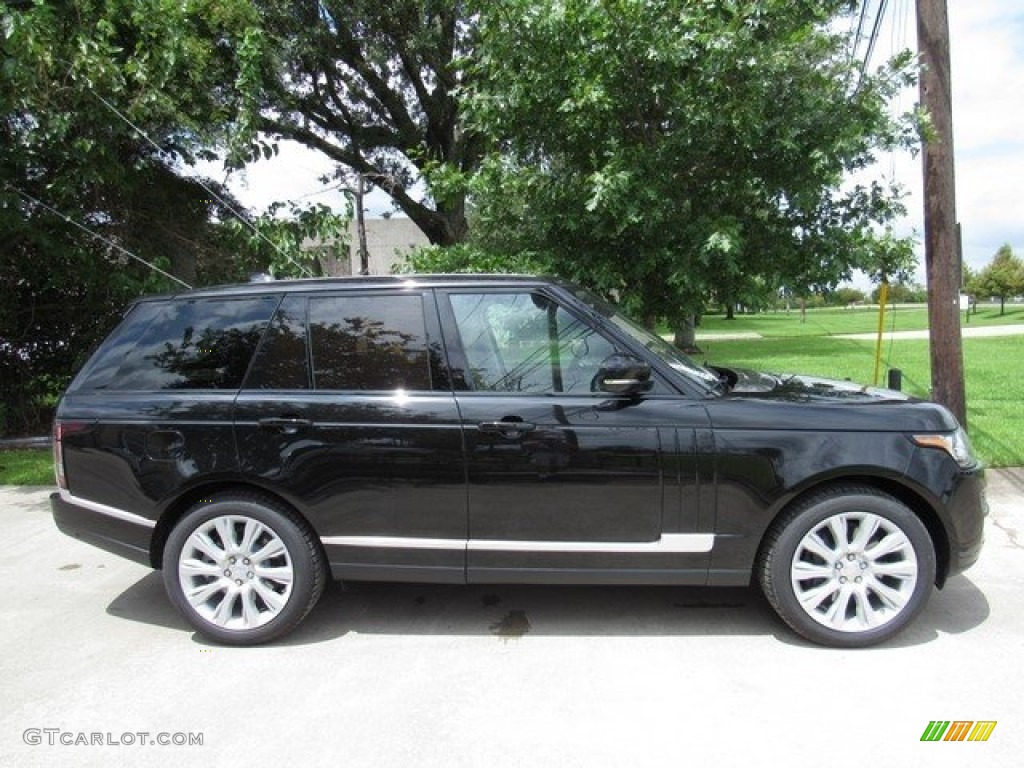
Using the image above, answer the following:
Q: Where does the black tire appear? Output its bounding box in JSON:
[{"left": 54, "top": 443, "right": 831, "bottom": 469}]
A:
[
  {"left": 162, "top": 492, "right": 326, "bottom": 645},
  {"left": 758, "top": 484, "right": 936, "bottom": 648}
]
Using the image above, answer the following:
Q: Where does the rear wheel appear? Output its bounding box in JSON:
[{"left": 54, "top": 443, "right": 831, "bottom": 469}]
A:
[
  {"left": 758, "top": 485, "right": 936, "bottom": 647},
  {"left": 162, "top": 492, "right": 326, "bottom": 645}
]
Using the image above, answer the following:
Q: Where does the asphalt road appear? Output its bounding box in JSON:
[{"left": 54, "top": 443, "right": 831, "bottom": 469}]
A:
[{"left": 2, "top": 472, "right": 1022, "bottom": 768}]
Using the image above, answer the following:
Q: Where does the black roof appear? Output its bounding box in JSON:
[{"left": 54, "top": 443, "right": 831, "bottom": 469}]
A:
[{"left": 137, "top": 273, "right": 571, "bottom": 302}]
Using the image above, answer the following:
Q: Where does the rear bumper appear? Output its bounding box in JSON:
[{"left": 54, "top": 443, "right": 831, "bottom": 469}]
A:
[{"left": 51, "top": 491, "right": 154, "bottom": 567}]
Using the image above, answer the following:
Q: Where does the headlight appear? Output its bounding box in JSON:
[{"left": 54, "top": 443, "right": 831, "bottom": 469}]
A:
[{"left": 912, "top": 427, "right": 976, "bottom": 468}]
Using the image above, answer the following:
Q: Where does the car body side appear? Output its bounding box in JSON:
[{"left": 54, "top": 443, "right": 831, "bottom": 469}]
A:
[{"left": 51, "top": 276, "right": 985, "bottom": 598}]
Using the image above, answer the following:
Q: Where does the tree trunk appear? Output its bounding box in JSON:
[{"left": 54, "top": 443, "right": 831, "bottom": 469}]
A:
[
  {"left": 401, "top": 197, "right": 468, "bottom": 246},
  {"left": 672, "top": 315, "right": 700, "bottom": 354},
  {"left": 725, "top": 304, "right": 735, "bottom": 320}
]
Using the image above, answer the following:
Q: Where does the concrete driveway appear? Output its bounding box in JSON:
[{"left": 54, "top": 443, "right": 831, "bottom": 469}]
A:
[{"left": 2, "top": 473, "right": 1022, "bottom": 768}]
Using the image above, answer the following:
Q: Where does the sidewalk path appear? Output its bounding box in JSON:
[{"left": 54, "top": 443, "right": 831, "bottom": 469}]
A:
[
  {"left": 684, "top": 323, "right": 1024, "bottom": 344},
  {"left": 836, "top": 324, "right": 1024, "bottom": 341}
]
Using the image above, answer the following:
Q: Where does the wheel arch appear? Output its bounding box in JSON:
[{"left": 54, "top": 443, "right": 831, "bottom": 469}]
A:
[
  {"left": 758, "top": 474, "right": 951, "bottom": 588},
  {"left": 150, "top": 482, "right": 323, "bottom": 570}
]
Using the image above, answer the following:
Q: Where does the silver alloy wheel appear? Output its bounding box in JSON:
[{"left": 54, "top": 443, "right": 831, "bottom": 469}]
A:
[
  {"left": 177, "top": 514, "right": 294, "bottom": 630},
  {"left": 790, "top": 511, "right": 919, "bottom": 632}
]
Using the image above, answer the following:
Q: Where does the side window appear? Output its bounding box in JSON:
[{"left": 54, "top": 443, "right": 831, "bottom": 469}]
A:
[
  {"left": 104, "top": 297, "right": 278, "bottom": 390},
  {"left": 243, "top": 296, "right": 310, "bottom": 390},
  {"left": 70, "top": 300, "right": 167, "bottom": 391},
  {"left": 449, "top": 292, "right": 617, "bottom": 394},
  {"left": 308, "top": 294, "right": 432, "bottom": 391}
]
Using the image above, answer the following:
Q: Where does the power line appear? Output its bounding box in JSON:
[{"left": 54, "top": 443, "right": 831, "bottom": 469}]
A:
[
  {"left": 850, "top": 0, "right": 874, "bottom": 64},
  {"left": 5, "top": 183, "right": 193, "bottom": 289},
  {"left": 861, "top": 0, "right": 891, "bottom": 82},
  {"left": 89, "top": 90, "right": 315, "bottom": 278},
  {"left": 293, "top": 181, "right": 348, "bottom": 201}
]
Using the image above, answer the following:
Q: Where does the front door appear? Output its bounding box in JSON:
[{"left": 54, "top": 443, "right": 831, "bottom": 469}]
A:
[{"left": 439, "top": 288, "right": 709, "bottom": 584}]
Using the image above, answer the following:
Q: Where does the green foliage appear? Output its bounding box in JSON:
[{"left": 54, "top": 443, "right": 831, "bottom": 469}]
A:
[
  {"left": 860, "top": 228, "right": 917, "bottom": 285},
  {"left": 464, "top": 0, "right": 918, "bottom": 329},
  {"left": 395, "top": 244, "right": 542, "bottom": 275},
  {"left": 967, "top": 244, "right": 1024, "bottom": 315},
  {"left": 869, "top": 281, "right": 928, "bottom": 303},
  {"left": 0, "top": 0, "right": 264, "bottom": 436},
  {"left": 228, "top": 201, "right": 353, "bottom": 278},
  {"left": 831, "top": 287, "right": 867, "bottom": 306}
]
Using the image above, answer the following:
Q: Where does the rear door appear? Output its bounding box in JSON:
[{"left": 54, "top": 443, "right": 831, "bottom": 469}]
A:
[
  {"left": 58, "top": 295, "right": 277, "bottom": 517},
  {"left": 234, "top": 288, "right": 466, "bottom": 583}
]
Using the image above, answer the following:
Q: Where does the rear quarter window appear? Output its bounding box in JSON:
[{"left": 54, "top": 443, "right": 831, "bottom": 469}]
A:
[{"left": 75, "top": 296, "right": 279, "bottom": 391}]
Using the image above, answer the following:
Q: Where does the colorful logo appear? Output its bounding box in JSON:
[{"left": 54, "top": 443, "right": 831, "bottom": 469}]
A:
[{"left": 921, "top": 721, "right": 997, "bottom": 742}]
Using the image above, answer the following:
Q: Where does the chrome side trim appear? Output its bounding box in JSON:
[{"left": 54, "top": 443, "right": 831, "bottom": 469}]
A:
[
  {"left": 59, "top": 489, "right": 157, "bottom": 530},
  {"left": 470, "top": 533, "right": 714, "bottom": 554},
  {"left": 321, "top": 535, "right": 465, "bottom": 550},
  {"left": 321, "top": 533, "right": 714, "bottom": 554}
]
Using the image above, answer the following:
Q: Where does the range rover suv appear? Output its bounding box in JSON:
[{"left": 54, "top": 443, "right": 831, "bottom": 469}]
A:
[{"left": 51, "top": 274, "right": 986, "bottom": 647}]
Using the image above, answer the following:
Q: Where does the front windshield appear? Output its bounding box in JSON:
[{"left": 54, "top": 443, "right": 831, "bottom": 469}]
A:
[{"left": 568, "top": 287, "right": 721, "bottom": 392}]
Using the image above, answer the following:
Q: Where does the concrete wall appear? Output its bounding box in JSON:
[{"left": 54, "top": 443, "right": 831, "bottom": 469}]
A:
[{"left": 316, "top": 218, "right": 429, "bottom": 276}]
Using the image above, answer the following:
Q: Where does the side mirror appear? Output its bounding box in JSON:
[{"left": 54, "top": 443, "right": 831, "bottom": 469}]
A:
[{"left": 594, "top": 354, "right": 652, "bottom": 396}]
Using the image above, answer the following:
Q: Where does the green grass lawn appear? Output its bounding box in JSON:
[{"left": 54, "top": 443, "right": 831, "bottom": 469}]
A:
[
  {"left": 0, "top": 449, "right": 54, "bottom": 486},
  {"left": 697, "top": 303, "right": 1024, "bottom": 337},
  {"left": 698, "top": 334, "right": 1023, "bottom": 468}
]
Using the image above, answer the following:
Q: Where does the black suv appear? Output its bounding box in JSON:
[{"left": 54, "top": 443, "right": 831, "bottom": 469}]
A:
[{"left": 51, "top": 275, "right": 985, "bottom": 647}]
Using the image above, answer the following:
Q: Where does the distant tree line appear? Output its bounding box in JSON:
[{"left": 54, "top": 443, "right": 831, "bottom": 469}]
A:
[{"left": 964, "top": 244, "right": 1024, "bottom": 315}]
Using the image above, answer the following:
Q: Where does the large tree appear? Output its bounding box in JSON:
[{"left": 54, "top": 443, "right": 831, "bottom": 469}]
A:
[
  {"left": 236, "top": 0, "right": 483, "bottom": 245},
  {"left": 0, "top": 0, "right": 265, "bottom": 434},
  {"left": 462, "top": 0, "right": 917, "bottom": 333}
]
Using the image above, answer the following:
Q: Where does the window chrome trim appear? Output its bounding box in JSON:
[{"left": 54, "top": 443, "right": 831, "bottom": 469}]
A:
[
  {"left": 321, "top": 533, "right": 714, "bottom": 554},
  {"left": 59, "top": 490, "right": 157, "bottom": 530}
]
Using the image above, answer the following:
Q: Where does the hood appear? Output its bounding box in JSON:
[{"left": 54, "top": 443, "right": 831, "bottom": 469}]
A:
[
  {"left": 704, "top": 366, "right": 958, "bottom": 432},
  {"left": 724, "top": 367, "right": 912, "bottom": 403}
]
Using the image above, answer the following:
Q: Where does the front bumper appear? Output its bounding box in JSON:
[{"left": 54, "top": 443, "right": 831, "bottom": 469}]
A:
[{"left": 943, "top": 465, "right": 987, "bottom": 579}]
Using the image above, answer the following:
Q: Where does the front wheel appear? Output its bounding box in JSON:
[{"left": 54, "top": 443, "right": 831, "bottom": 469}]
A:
[
  {"left": 758, "top": 485, "right": 936, "bottom": 648},
  {"left": 162, "top": 492, "right": 326, "bottom": 645}
]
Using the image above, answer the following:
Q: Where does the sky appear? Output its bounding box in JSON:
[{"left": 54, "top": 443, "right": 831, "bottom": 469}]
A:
[
  {"left": 200, "top": 0, "right": 1024, "bottom": 285},
  {"left": 860, "top": 0, "right": 1024, "bottom": 279}
]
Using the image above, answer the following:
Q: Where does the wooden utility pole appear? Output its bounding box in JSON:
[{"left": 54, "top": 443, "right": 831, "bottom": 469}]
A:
[
  {"left": 340, "top": 174, "right": 373, "bottom": 275},
  {"left": 917, "top": 0, "right": 967, "bottom": 426},
  {"left": 355, "top": 174, "right": 370, "bottom": 275}
]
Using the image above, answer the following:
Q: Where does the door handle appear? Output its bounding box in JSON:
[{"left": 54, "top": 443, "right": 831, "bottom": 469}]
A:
[
  {"left": 478, "top": 420, "right": 536, "bottom": 437},
  {"left": 258, "top": 417, "right": 312, "bottom": 435}
]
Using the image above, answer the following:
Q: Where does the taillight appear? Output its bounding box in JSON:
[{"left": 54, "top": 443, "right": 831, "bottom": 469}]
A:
[
  {"left": 53, "top": 421, "right": 66, "bottom": 490},
  {"left": 53, "top": 420, "right": 88, "bottom": 490}
]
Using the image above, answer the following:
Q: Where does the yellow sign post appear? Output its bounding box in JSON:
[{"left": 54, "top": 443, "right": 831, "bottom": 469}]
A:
[{"left": 874, "top": 282, "right": 890, "bottom": 386}]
